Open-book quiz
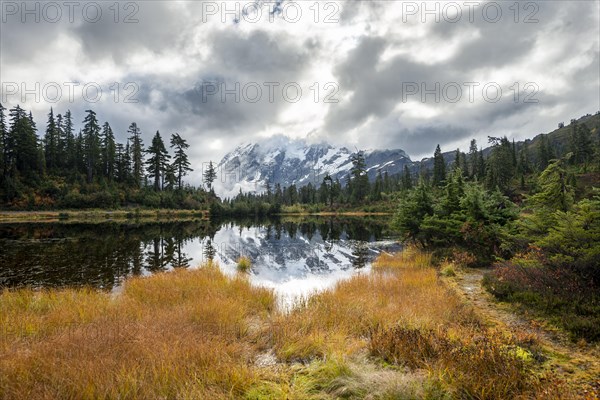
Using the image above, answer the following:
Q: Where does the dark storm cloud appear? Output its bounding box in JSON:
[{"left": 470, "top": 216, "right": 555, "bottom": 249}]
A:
[
  {"left": 207, "top": 29, "right": 312, "bottom": 81},
  {"left": 1, "top": 0, "right": 598, "bottom": 172},
  {"left": 324, "top": 35, "right": 453, "bottom": 133},
  {"left": 324, "top": 1, "right": 599, "bottom": 157},
  {"left": 115, "top": 26, "right": 313, "bottom": 139},
  {"left": 72, "top": 2, "right": 189, "bottom": 63}
]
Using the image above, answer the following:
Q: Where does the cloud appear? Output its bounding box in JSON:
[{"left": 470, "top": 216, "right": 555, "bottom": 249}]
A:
[{"left": 1, "top": 0, "right": 598, "bottom": 179}]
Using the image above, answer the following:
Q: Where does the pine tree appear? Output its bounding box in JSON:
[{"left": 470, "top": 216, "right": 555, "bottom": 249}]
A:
[
  {"left": 453, "top": 148, "right": 461, "bottom": 171},
  {"left": 100, "top": 122, "right": 117, "bottom": 181},
  {"left": 570, "top": 123, "right": 593, "bottom": 169},
  {"left": 170, "top": 133, "right": 192, "bottom": 190},
  {"left": 538, "top": 134, "right": 554, "bottom": 170},
  {"left": 485, "top": 136, "right": 515, "bottom": 192},
  {"left": 44, "top": 108, "right": 59, "bottom": 171},
  {"left": 164, "top": 163, "right": 177, "bottom": 191},
  {"left": 350, "top": 151, "right": 368, "bottom": 203},
  {"left": 401, "top": 165, "right": 412, "bottom": 190},
  {"left": 372, "top": 169, "right": 383, "bottom": 200},
  {"left": 82, "top": 110, "right": 101, "bottom": 183},
  {"left": 468, "top": 139, "right": 479, "bottom": 179},
  {"left": 54, "top": 113, "right": 65, "bottom": 169},
  {"left": 203, "top": 161, "right": 217, "bottom": 193},
  {"left": 75, "top": 129, "right": 85, "bottom": 176},
  {"left": 146, "top": 130, "right": 169, "bottom": 191},
  {"left": 0, "top": 103, "right": 7, "bottom": 180},
  {"left": 320, "top": 174, "right": 333, "bottom": 206},
  {"left": 10, "top": 106, "right": 39, "bottom": 179},
  {"left": 63, "top": 110, "right": 75, "bottom": 171},
  {"left": 477, "top": 148, "right": 486, "bottom": 180},
  {"left": 432, "top": 144, "right": 446, "bottom": 186},
  {"left": 128, "top": 122, "right": 144, "bottom": 187},
  {"left": 530, "top": 157, "right": 574, "bottom": 212}
]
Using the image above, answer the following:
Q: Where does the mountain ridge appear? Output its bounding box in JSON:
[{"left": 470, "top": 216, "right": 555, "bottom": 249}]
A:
[{"left": 215, "top": 112, "right": 600, "bottom": 197}]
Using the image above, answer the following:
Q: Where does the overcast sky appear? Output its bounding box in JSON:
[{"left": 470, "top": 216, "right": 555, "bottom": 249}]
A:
[{"left": 1, "top": 0, "right": 599, "bottom": 184}]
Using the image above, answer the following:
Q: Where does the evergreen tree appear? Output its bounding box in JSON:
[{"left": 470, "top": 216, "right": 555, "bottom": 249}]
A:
[
  {"left": 164, "top": 163, "right": 177, "bottom": 191},
  {"left": 530, "top": 157, "right": 574, "bottom": 212},
  {"left": 44, "top": 107, "right": 59, "bottom": 171},
  {"left": 432, "top": 144, "right": 446, "bottom": 186},
  {"left": 75, "top": 129, "right": 85, "bottom": 176},
  {"left": 203, "top": 161, "right": 217, "bottom": 193},
  {"left": 170, "top": 133, "right": 192, "bottom": 190},
  {"left": 0, "top": 103, "right": 7, "bottom": 179},
  {"left": 101, "top": 122, "right": 117, "bottom": 181},
  {"left": 485, "top": 136, "right": 515, "bottom": 192},
  {"left": 63, "top": 110, "right": 75, "bottom": 171},
  {"left": 537, "top": 134, "right": 554, "bottom": 170},
  {"left": 393, "top": 178, "right": 434, "bottom": 245},
  {"left": 570, "top": 122, "right": 593, "bottom": 169},
  {"left": 82, "top": 110, "right": 101, "bottom": 183},
  {"left": 350, "top": 151, "right": 368, "bottom": 203},
  {"left": 468, "top": 139, "right": 479, "bottom": 179},
  {"left": 55, "top": 113, "right": 65, "bottom": 168},
  {"left": 477, "top": 148, "right": 486, "bottom": 180},
  {"left": 320, "top": 174, "right": 333, "bottom": 206},
  {"left": 146, "top": 131, "right": 169, "bottom": 191},
  {"left": 10, "top": 105, "right": 39, "bottom": 179},
  {"left": 372, "top": 169, "right": 383, "bottom": 201},
  {"left": 401, "top": 165, "right": 412, "bottom": 190},
  {"left": 128, "top": 122, "right": 145, "bottom": 187},
  {"left": 453, "top": 148, "right": 461, "bottom": 171}
]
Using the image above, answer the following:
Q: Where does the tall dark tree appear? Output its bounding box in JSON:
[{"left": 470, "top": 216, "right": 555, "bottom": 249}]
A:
[
  {"left": 82, "top": 109, "right": 101, "bottom": 183},
  {"left": 10, "top": 105, "right": 39, "bottom": 179},
  {"left": 485, "top": 136, "right": 515, "bottom": 192},
  {"left": 570, "top": 122, "right": 593, "bottom": 169},
  {"left": 44, "top": 107, "right": 59, "bottom": 171},
  {"left": 128, "top": 122, "right": 144, "bottom": 187},
  {"left": 63, "top": 110, "right": 75, "bottom": 171},
  {"left": 170, "top": 133, "right": 192, "bottom": 190},
  {"left": 101, "top": 122, "right": 117, "bottom": 181},
  {"left": 537, "top": 134, "right": 554, "bottom": 170},
  {"left": 401, "top": 165, "right": 412, "bottom": 190},
  {"left": 432, "top": 144, "right": 446, "bottom": 186},
  {"left": 0, "top": 103, "right": 7, "bottom": 179},
  {"left": 203, "top": 161, "right": 217, "bottom": 193},
  {"left": 468, "top": 139, "right": 479, "bottom": 179},
  {"left": 146, "top": 130, "right": 169, "bottom": 191},
  {"left": 319, "top": 174, "right": 333, "bottom": 206},
  {"left": 372, "top": 169, "right": 383, "bottom": 201},
  {"left": 350, "top": 151, "right": 368, "bottom": 203}
]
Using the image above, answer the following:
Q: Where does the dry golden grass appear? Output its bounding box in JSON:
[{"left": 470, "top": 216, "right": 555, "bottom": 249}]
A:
[
  {"left": 0, "top": 265, "right": 274, "bottom": 399},
  {"left": 0, "top": 249, "right": 580, "bottom": 399}
]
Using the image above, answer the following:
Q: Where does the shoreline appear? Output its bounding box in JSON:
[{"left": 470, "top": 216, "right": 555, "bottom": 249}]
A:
[
  {"left": 1, "top": 249, "right": 596, "bottom": 398},
  {"left": 0, "top": 209, "right": 392, "bottom": 223},
  {"left": 0, "top": 209, "right": 209, "bottom": 223}
]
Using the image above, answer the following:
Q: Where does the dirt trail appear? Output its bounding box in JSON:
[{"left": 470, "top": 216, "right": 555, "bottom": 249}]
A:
[{"left": 448, "top": 268, "right": 600, "bottom": 398}]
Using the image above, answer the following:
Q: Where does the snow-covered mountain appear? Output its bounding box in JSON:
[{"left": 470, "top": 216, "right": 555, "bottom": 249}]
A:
[{"left": 214, "top": 135, "right": 413, "bottom": 197}]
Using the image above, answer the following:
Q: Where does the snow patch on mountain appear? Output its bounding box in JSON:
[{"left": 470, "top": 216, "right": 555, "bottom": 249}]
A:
[{"left": 214, "top": 135, "right": 413, "bottom": 197}]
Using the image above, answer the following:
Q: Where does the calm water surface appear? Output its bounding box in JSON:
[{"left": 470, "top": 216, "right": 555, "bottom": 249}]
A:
[{"left": 0, "top": 216, "right": 399, "bottom": 302}]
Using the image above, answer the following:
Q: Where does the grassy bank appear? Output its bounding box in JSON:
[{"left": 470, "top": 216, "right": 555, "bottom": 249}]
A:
[
  {"left": 0, "top": 209, "right": 209, "bottom": 223},
  {"left": 0, "top": 251, "right": 583, "bottom": 399}
]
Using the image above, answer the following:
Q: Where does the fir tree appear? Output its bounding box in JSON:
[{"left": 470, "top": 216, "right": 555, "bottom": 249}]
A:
[
  {"left": 170, "top": 133, "right": 192, "bottom": 190},
  {"left": 432, "top": 144, "right": 446, "bottom": 186},
  {"left": 203, "top": 161, "right": 217, "bottom": 193},
  {"left": 82, "top": 110, "right": 101, "bottom": 183},
  {"left": 128, "top": 122, "right": 145, "bottom": 187},
  {"left": 101, "top": 122, "right": 116, "bottom": 181},
  {"left": 146, "top": 131, "right": 170, "bottom": 191},
  {"left": 44, "top": 107, "right": 59, "bottom": 171}
]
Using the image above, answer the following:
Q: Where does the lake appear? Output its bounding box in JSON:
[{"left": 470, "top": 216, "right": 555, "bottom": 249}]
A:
[{"left": 0, "top": 216, "right": 399, "bottom": 303}]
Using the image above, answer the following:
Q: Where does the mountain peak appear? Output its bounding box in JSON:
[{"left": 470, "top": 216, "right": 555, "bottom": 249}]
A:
[{"left": 214, "top": 137, "right": 412, "bottom": 197}]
